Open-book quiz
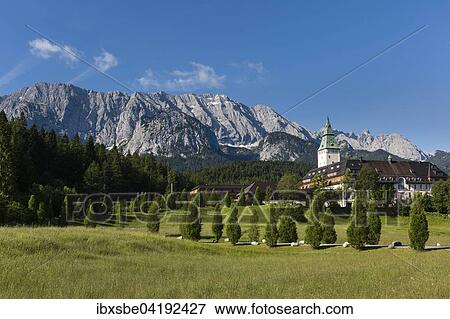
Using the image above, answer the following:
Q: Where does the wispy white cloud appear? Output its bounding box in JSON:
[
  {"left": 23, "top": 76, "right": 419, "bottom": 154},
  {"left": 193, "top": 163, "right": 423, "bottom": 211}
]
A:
[
  {"left": 94, "top": 51, "right": 118, "bottom": 72},
  {"left": 137, "top": 69, "right": 161, "bottom": 88},
  {"left": 247, "top": 62, "right": 266, "bottom": 75},
  {"left": 137, "top": 62, "right": 225, "bottom": 91},
  {"left": 0, "top": 61, "right": 29, "bottom": 87},
  {"left": 67, "top": 69, "right": 92, "bottom": 85},
  {"left": 231, "top": 61, "right": 267, "bottom": 80},
  {"left": 29, "top": 38, "right": 79, "bottom": 63}
]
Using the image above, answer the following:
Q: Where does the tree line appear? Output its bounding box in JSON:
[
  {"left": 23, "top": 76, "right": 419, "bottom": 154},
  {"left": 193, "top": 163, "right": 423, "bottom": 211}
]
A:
[{"left": 0, "top": 111, "right": 188, "bottom": 225}]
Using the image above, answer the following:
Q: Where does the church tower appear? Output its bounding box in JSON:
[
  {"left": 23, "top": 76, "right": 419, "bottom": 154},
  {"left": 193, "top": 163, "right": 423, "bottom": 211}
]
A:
[{"left": 317, "top": 117, "right": 341, "bottom": 168}]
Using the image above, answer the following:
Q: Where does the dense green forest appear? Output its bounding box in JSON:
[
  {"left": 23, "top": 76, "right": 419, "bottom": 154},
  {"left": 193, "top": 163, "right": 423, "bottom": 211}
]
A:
[
  {"left": 187, "top": 160, "right": 313, "bottom": 185},
  {"left": 0, "top": 111, "right": 187, "bottom": 225}
]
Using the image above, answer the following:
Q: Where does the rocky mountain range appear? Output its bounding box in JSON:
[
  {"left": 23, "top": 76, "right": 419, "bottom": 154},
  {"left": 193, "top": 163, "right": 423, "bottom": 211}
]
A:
[{"left": 0, "top": 82, "right": 447, "bottom": 170}]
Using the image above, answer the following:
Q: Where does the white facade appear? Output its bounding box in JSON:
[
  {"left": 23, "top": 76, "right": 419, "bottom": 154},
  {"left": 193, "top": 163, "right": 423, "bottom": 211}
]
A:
[{"left": 318, "top": 148, "right": 341, "bottom": 168}]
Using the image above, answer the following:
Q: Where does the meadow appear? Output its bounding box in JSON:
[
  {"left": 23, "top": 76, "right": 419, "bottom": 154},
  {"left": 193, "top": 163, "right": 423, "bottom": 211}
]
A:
[{"left": 1, "top": 210, "right": 450, "bottom": 298}]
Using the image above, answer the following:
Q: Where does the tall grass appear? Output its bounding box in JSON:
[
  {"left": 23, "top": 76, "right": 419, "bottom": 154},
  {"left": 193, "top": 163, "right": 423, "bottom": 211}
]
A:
[{"left": 1, "top": 222, "right": 450, "bottom": 298}]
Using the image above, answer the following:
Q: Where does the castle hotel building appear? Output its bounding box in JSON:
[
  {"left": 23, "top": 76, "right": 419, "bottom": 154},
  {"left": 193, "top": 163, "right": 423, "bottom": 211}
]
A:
[{"left": 300, "top": 118, "right": 448, "bottom": 199}]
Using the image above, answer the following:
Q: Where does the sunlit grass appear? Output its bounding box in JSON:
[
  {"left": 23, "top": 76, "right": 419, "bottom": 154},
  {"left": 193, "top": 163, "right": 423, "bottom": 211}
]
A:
[{"left": 1, "top": 214, "right": 450, "bottom": 298}]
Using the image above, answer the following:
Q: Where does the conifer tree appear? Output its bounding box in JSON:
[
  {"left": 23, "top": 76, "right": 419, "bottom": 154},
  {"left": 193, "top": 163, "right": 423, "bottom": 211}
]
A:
[
  {"left": 193, "top": 192, "right": 204, "bottom": 208},
  {"left": 321, "top": 208, "right": 337, "bottom": 244},
  {"left": 166, "top": 192, "right": 177, "bottom": 210},
  {"left": 211, "top": 205, "right": 224, "bottom": 242},
  {"left": 0, "top": 117, "right": 16, "bottom": 198},
  {"left": 0, "top": 194, "right": 8, "bottom": 225},
  {"left": 225, "top": 205, "right": 241, "bottom": 245},
  {"left": 83, "top": 162, "right": 103, "bottom": 192},
  {"left": 366, "top": 197, "right": 382, "bottom": 245},
  {"left": 431, "top": 180, "right": 448, "bottom": 214},
  {"left": 146, "top": 202, "right": 160, "bottom": 233},
  {"left": 84, "top": 135, "right": 96, "bottom": 166},
  {"left": 248, "top": 224, "right": 260, "bottom": 242},
  {"left": 28, "top": 195, "right": 38, "bottom": 216},
  {"left": 179, "top": 188, "right": 188, "bottom": 209},
  {"left": 304, "top": 196, "right": 323, "bottom": 249},
  {"left": 10, "top": 116, "right": 35, "bottom": 192},
  {"left": 59, "top": 195, "right": 69, "bottom": 226},
  {"left": 223, "top": 192, "right": 231, "bottom": 207},
  {"left": 253, "top": 186, "right": 263, "bottom": 206},
  {"left": 114, "top": 200, "right": 123, "bottom": 227},
  {"left": 346, "top": 195, "right": 368, "bottom": 250},
  {"left": 37, "top": 201, "right": 46, "bottom": 224},
  {"left": 248, "top": 207, "right": 260, "bottom": 242},
  {"left": 180, "top": 202, "right": 202, "bottom": 240},
  {"left": 84, "top": 201, "right": 96, "bottom": 228},
  {"left": 264, "top": 186, "right": 272, "bottom": 202},
  {"left": 277, "top": 216, "right": 298, "bottom": 243},
  {"left": 409, "top": 194, "right": 429, "bottom": 251},
  {"left": 264, "top": 223, "right": 278, "bottom": 247}
]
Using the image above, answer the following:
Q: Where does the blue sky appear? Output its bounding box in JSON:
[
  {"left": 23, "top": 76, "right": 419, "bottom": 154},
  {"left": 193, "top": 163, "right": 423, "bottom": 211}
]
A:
[{"left": 0, "top": 0, "right": 449, "bottom": 152}]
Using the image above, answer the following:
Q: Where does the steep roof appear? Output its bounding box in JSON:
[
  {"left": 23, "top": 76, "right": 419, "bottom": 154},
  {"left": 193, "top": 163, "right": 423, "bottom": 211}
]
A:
[
  {"left": 302, "top": 159, "right": 448, "bottom": 183},
  {"left": 318, "top": 117, "right": 340, "bottom": 151},
  {"left": 243, "top": 181, "right": 276, "bottom": 194}
]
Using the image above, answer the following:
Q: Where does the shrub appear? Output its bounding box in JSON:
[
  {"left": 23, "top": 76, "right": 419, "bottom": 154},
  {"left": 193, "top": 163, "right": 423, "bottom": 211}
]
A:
[
  {"left": 248, "top": 207, "right": 260, "bottom": 242},
  {"left": 146, "top": 202, "right": 160, "bottom": 233},
  {"left": 304, "top": 196, "right": 323, "bottom": 249},
  {"left": 264, "top": 223, "right": 278, "bottom": 247},
  {"left": 6, "top": 201, "right": 27, "bottom": 224},
  {"left": 83, "top": 201, "right": 96, "bottom": 228},
  {"left": 422, "top": 193, "right": 434, "bottom": 212},
  {"left": 248, "top": 224, "right": 260, "bottom": 242},
  {"left": 277, "top": 216, "right": 298, "bottom": 243},
  {"left": 211, "top": 206, "right": 224, "bottom": 242},
  {"left": 321, "top": 208, "right": 337, "bottom": 244},
  {"left": 269, "top": 204, "right": 306, "bottom": 223},
  {"left": 409, "top": 194, "right": 429, "bottom": 251},
  {"left": 166, "top": 192, "right": 177, "bottom": 210},
  {"left": 346, "top": 195, "right": 368, "bottom": 250},
  {"left": 114, "top": 200, "right": 124, "bottom": 227},
  {"left": 366, "top": 197, "right": 381, "bottom": 245},
  {"left": 180, "top": 202, "right": 202, "bottom": 240},
  {"left": 225, "top": 206, "right": 241, "bottom": 245}
]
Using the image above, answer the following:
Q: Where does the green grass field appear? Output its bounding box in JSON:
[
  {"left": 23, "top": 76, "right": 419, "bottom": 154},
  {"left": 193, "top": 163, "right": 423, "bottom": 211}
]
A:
[{"left": 1, "top": 211, "right": 450, "bottom": 298}]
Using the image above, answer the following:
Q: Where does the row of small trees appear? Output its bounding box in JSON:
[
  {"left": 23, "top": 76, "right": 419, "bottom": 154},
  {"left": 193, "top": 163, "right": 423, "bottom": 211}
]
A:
[
  {"left": 143, "top": 200, "right": 303, "bottom": 246},
  {"left": 143, "top": 191, "right": 429, "bottom": 251}
]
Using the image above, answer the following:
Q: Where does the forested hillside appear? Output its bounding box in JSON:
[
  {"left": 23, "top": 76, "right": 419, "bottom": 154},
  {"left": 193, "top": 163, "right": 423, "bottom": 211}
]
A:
[
  {"left": 0, "top": 111, "right": 187, "bottom": 225},
  {"left": 186, "top": 161, "right": 313, "bottom": 185}
]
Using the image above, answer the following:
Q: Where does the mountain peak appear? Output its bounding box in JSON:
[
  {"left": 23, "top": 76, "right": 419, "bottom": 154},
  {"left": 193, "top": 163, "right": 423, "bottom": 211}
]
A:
[{"left": 0, "top": 82, "right": 434, "bottom": 163}]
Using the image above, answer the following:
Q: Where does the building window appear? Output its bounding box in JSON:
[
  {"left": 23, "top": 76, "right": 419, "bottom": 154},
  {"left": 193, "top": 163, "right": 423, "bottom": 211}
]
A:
[{"left": 398, "top": 177, "right": 406, "bottom": 191}]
